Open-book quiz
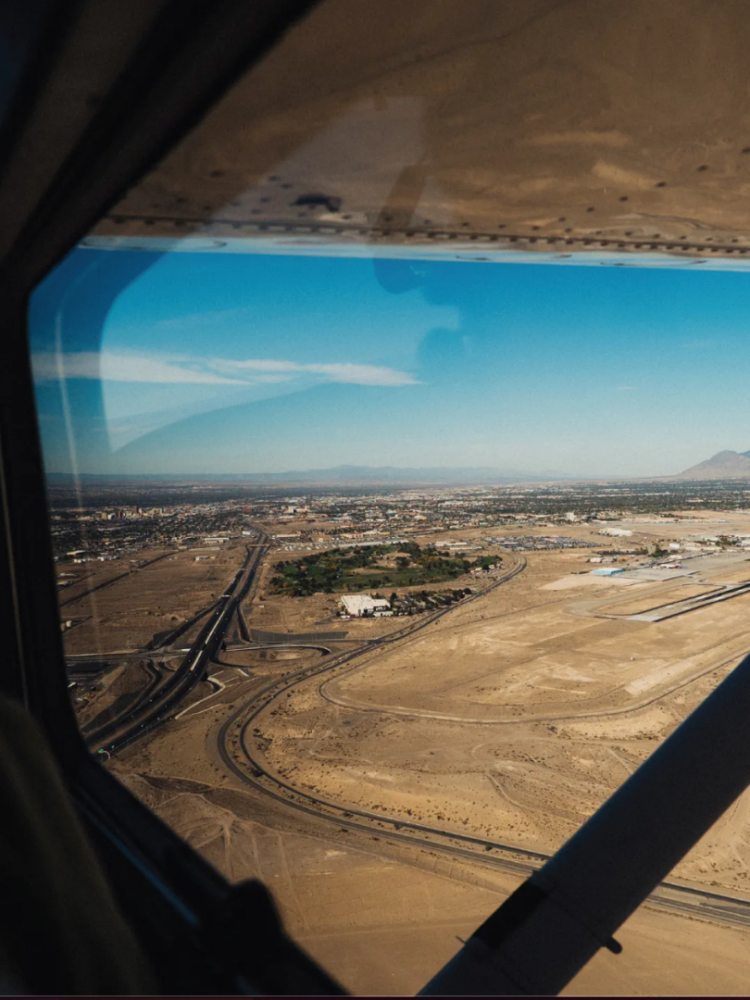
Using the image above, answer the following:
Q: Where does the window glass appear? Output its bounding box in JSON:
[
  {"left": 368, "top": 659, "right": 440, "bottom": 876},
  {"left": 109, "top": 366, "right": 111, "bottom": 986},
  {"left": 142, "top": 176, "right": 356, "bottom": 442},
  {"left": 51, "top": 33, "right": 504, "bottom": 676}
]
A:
[{"left": 28, "top": 1, "right": 750, "bottom": 992}]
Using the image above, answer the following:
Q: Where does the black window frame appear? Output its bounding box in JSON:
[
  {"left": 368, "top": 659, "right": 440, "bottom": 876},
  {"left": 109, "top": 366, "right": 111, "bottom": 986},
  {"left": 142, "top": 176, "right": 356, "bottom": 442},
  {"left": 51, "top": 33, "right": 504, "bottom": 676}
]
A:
[{"left": 0, "top": 2, "right": 346, "bottom": 993}]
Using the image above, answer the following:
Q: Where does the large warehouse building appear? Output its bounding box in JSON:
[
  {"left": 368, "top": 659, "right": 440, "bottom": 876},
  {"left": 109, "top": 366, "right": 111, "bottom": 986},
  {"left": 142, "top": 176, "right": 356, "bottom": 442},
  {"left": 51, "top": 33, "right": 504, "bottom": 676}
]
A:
[{"left": 339, "top": 594, "right": 392, "bottom": 618}]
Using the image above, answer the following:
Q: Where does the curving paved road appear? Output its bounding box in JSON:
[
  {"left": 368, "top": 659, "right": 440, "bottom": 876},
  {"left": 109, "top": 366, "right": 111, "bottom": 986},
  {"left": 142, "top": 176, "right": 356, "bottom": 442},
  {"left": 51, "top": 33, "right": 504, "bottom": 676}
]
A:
[
  {"left": 215, "top": 550, "right": 750, "bottom": 934},
  {"left": 95, "top": 529, "right": 269, "bottom": 752}
]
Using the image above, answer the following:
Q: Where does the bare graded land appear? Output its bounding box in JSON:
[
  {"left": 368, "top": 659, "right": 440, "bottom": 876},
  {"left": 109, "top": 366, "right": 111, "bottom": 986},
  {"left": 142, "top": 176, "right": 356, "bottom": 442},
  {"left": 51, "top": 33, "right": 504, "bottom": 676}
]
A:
[
  {"left": 109, "top": 671, "right": 750, "bottom": 998},
  {"left": 248, "top": 526, "right": 750, "bottom": 892},
  {"left": 112, "top": 705, "right": 750, "bottom": 996},
  {"left": 106, "top": 514, "right": 750, "bottom": 994},
  {"left": 59, "top": 542, "right": 248, "bottom": 655}
]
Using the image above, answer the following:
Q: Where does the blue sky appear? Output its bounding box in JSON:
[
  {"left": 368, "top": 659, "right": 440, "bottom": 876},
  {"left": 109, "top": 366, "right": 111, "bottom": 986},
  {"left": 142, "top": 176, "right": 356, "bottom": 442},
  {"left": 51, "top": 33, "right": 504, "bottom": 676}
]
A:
[{"left": 29, "top": 243, "right": 750, "bottom": 478}]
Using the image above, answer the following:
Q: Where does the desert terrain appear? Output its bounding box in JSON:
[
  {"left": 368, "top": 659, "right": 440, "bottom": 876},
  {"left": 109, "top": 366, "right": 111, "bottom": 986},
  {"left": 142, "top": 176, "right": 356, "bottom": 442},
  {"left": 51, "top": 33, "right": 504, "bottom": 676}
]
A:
[
  {"left": 248, "top": 532, "right": 750, "bottom": 885},
  {"left": 61, "top": 539, "right": 251, "bottom": 734},
  {"left": 59, "top": 540, "right": 248, "bottom": 654},
  {"left": 82, "top": 507, "right": 750, "bottom": 994}
]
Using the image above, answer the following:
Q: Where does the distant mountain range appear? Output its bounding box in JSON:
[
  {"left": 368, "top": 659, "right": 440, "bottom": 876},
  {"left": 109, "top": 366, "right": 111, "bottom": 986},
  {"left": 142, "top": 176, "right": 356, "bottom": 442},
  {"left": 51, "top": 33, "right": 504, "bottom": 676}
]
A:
[
  {"left": 47, "top": 465, "right": 576, "bottom": 486},
  {"left": 236, "top": 465, "right": 577, "bottom": 484},
  {"left": 47, "top": 456, "right": 750, "bottom": 486},
  {"left": 675, "top": 450, "right": 750, "bottom": 480}
]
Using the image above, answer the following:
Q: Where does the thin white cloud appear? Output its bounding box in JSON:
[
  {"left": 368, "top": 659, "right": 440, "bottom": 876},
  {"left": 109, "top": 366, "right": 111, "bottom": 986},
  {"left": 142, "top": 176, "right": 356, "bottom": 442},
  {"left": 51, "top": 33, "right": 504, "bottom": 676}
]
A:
[
  {"left": 212, "top": 358, "right": 418, "bottom": 386},
  {"left": 31, "top": 350, "right": 418, "bottom": 387},
  {"left": 32, "top": 351, "right": 243, "bottom": 385}
]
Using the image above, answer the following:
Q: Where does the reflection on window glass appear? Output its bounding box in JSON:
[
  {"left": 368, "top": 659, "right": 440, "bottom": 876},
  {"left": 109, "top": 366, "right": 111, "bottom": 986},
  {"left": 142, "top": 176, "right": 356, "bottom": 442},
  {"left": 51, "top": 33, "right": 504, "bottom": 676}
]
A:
[
  {"left": 26, "top": 0, "right": 750, "bottom": 988},
  {"left": 30, "top": 244, "right": 750, "bottom": 993}
]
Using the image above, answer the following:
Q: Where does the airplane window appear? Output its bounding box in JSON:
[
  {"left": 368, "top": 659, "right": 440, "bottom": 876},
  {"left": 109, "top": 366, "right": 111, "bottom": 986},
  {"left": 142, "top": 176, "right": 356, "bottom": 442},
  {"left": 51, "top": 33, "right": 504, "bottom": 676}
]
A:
[{"left": 26, "top": 0, "right": 750, "bottom": 993}]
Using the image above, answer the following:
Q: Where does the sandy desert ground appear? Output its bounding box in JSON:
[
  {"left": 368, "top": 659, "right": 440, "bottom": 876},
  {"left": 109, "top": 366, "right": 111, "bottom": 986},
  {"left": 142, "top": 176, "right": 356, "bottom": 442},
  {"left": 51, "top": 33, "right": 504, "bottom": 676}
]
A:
[
  {"left": 249, "top": 541, "right": 750, "bottom": 883},
  {"left": 59, "top": 541, "right": 248, "bottom": 654},
  {"left": 92, "top": 512, "right": 750, "bottom": 993}
]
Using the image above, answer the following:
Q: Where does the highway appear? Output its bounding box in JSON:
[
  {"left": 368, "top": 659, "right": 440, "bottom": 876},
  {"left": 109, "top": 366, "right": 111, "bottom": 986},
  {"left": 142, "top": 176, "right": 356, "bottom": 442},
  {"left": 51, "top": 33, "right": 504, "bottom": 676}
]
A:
[
  {"left": 215, "top": 551, "right": 750, "bottom": 935},
  {"left": 145, "top": 596, "right": 223, "bottom": 651},
  {"left": 95, "top": 536, "right": 750, "bottom": 933},
  {"left": 79, "top": 657, "right": 163, "bottom": 738},
  {"left": 92, "top": 528, "right": 269, "bottom": 753},
  {"left": 218, "top": 711, "right": 750, "bottom": 929}
]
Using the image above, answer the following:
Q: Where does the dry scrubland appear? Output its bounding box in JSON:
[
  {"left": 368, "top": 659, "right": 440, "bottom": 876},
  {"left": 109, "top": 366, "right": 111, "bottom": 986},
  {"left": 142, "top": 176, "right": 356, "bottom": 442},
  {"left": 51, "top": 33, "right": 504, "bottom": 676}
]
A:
[
  {"left": 110, "top": 769, "right": 750, "bottom": 997},
  {"left": 254, "top": 535, "right": 750, "bottom": 890},
  {"left": 59, "top": 542, "right": 247, "bottom": 654},
  {"left": 100, "top": 516, "right": 750, "bottom": 993}
]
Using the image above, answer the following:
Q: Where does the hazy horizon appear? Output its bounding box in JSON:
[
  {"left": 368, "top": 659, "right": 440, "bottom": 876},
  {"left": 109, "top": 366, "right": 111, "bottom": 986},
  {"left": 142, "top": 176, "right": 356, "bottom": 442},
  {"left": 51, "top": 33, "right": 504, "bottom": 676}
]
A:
[
  {"left": 38, "top": 462, "right": 717, "bottom": 484},
  {"left": 29, "top": 244, "right": 750, "bottom": 479}
]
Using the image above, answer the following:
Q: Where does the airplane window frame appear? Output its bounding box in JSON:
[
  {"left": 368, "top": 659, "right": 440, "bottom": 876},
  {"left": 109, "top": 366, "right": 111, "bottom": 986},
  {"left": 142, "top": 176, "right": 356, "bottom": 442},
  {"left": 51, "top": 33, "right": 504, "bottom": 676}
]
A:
[
  {"left": 9, "top": 2, "right": 750, "bottom": 993},
  {"left": 0, "top": 2, "right": 349, "bottom": 993}
]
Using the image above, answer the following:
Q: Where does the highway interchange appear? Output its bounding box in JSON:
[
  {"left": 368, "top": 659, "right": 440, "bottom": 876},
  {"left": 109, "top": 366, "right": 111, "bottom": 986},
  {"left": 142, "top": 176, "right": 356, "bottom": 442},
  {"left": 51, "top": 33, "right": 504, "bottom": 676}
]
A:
[
  {"left": 88, "top": 528, "right": 270, "bottom": 753},
  {"left": 94, "top": 537, "right": 750, "bottom": 938}
]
